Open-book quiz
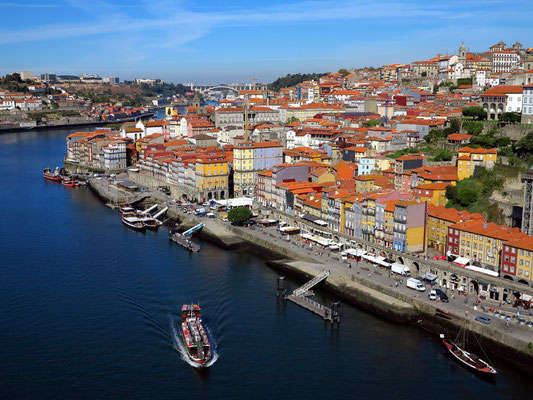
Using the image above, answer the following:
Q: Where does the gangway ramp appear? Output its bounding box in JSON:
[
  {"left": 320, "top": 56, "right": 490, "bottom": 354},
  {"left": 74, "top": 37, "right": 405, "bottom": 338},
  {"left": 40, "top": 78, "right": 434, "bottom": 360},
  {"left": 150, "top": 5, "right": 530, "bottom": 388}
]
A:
[
  {"left": 139, "top": 204, "right": 158, "bottom": 215},
  {"left": 292, "top": 270, "right": 330, "bottom": 297},
  {"left": 183, "top": 223, "right": 204, "bottom": 236},
  {"left": 153, "top": 207, "right": 168, "bottom": 219}
]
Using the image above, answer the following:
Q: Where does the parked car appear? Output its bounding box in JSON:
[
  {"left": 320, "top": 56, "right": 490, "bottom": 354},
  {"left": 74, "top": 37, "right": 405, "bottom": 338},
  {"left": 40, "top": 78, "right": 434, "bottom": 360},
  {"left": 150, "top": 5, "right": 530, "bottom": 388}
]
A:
[
  {"left": 518, "top": 318, "right": 526, "bottom": 325},
  {"left": 526, "top": 321, "right": 533, "bottom": 328},
  {"left": 434, "top": 289, "right": 449, "bottom": 302},
  {"left": 474, "top": 316, "right": 491, "bottom": 324},
  {"left": 428, "top": 290, "right": 437, "bottom": 301}
]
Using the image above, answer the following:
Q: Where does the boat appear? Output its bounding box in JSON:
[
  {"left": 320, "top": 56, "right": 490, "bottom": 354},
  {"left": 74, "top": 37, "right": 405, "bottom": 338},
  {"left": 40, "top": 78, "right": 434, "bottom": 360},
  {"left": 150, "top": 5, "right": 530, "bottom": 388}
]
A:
[
  {"left": 43, "top": 167, "right": 61, "bottom": 182},
  {"left": 121, "top": 212, "right": 146, "bottom": 231},
  {"left": 180, "top": 304, "right": 212, "bottom": 366},
  {"left": 440, "top": 332, "right": 497, "bottom": 375},
  {"left": 62, "top": 176, "right": 78, "bottom": 187},
  {"left": 170, "top": 231, "right": 200, "bottom": 252},
  {"left": 143, "top": 218, "right": 162, "bottom": 230},
  {"left": 119, "top": 204, "right": 135, "bottom": 214}
]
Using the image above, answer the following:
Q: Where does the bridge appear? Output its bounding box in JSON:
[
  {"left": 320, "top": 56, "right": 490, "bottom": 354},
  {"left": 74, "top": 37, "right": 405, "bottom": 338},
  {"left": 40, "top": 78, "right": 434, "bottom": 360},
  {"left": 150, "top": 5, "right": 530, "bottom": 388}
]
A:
[{"left": 188, "top": 83, "right": 264, "bottom": 94}]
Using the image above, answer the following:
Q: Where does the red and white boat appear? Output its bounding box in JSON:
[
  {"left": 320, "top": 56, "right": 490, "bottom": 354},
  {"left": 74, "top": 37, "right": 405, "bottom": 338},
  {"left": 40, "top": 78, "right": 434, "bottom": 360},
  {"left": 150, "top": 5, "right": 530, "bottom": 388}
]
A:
[
  {"left": 62, "top": 177, "right": 78, "bottom": 187},
  {"left": 43, "top": 167, "right": 61, "bottom": 182},
  {"left": 180, "top": 304, "right": 212, "bottom": 366},
  {"left": 440, "top": 333, "right": 497, "bottom": 375}
]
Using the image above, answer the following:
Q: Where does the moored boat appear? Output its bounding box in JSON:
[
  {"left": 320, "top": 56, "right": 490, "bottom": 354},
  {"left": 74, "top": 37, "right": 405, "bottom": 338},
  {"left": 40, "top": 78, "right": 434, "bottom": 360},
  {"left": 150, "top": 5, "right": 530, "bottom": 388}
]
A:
[
  {"left": 121, "top": 212, "right": 146, "bottom": 231},
  {"left": 62, "top": 176, "right": 78, "bottom": 187},
  {"left": 180, "top": 304, "right": 212, "bottom": 366},
  {"left": 143, "top": 218, "right": 161, "bottom": 230},
  {"left": 119, "top": 204, "right": 135, "bottom": 214},
  {"left": 440, "top": 333, "right": 497, "bottom": 375},
  {"left": 43, "top": 167, "right": 61, "bottom": 182}
]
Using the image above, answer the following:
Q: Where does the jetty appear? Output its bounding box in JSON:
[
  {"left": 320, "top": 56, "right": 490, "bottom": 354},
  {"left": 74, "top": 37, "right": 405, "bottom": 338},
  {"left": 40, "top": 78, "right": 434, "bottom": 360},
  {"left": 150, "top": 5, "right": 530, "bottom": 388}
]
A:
[{"left": 284, "top": 270, "right": 340, "bottom": 323}]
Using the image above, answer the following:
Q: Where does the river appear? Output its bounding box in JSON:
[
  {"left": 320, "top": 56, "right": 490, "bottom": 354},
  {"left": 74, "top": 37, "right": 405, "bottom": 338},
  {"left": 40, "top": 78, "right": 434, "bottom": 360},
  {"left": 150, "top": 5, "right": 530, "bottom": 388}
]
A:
[{"left": 0, "top": 128, "right": 531, "bottom": 399}]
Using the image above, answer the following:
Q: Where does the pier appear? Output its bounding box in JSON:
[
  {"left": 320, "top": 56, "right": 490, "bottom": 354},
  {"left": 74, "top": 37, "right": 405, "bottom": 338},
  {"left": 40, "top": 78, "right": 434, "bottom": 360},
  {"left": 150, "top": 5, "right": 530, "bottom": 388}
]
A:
[{"left": 283, "top": 270, "right": 340, "bottom": 323}]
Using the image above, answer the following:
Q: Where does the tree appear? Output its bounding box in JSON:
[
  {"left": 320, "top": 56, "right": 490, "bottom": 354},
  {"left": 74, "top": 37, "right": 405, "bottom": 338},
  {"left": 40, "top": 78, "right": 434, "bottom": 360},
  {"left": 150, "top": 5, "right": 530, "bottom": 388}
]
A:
[
  {"left": 227, "top": 207, "right": 252, "bottom": 223},
  {"left": 285, "top": 116, "right": 299, "bottom": 125},
  {"left": 462, "top": 120, "right": 484, "bottom": 135},
  {"left": 462, "top": 106, "right": 487, "bottom": 121},
  {"left": 421, "top": 71, "right": 427, "bottom": 77},
  {"left": 457, "top": 187, "right": 478, "bottom": 207},
  {"left": 515, "top": 131, "right": 533, "bottom": 154},
  {"left": 338, "top": 68, "right": 350, "bottom": 77},
  {"left": 445, "top": 185, "right": 458, "bottom": 201},
  {"left": 449, "top": 118, "right": 461, "bottom": 132},
  {"left": 365, "top": 119, "right": 380, "bottom": 127},
  {"left": 499, "top": 112, "right": 521, "bottom": 123}
]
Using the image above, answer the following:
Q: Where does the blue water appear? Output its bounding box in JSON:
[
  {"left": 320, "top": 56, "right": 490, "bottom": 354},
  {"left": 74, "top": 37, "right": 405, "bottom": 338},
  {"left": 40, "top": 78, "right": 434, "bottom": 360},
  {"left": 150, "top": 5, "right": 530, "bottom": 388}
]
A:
[{"left": 0, "top": 129, "right": 531, "bottom": 399}]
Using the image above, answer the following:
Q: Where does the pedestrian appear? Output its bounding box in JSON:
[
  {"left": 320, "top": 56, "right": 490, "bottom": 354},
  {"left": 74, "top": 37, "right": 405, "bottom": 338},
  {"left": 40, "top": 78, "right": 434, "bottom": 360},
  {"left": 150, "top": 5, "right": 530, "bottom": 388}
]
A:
[
  {"left": 368, "top": 273, "right": 371, "bottom": 278},
  {"left": 348, "top": 263, "right": 351, "bottom": 269},
  {"left": 465, "top": 310, "right": 468, "bottom": 317},
  {"left": 395, "top": 282, "right": 398, "bottom": 288},
  {"left": 452, "top": 294, "right": 455, "bottom": 300}
]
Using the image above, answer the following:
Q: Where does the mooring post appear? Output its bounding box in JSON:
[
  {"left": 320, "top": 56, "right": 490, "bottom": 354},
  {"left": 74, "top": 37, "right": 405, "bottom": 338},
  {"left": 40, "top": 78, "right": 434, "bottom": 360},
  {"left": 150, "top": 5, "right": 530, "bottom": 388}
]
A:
[{"left": 277, "top": 276, "right": 285, "bottom": 297}]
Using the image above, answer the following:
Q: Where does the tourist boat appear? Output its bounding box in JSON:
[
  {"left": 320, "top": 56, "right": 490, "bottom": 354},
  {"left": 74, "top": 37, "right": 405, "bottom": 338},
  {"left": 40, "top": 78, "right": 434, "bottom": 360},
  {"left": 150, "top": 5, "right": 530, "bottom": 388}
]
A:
[
  {"left": 440, "top": 333, "right": 497, "bottom": 375},
  {"left": 121, "top": 212, "right": 146, "bottom": 231},
  {"left": 180, "top": 304, "right": 212, "bottom": 366},
  {"left": 62, "top": 176, "right": 78, "bottom": 187},
  {"left": 119, "top": 204, "right": 135, "bottom": 214},
  {"left": 143, "top": 218, "right": 162, "bottom": 230},
  {"left": 43, "top": 167, "right": 61, "bottom": 182}
]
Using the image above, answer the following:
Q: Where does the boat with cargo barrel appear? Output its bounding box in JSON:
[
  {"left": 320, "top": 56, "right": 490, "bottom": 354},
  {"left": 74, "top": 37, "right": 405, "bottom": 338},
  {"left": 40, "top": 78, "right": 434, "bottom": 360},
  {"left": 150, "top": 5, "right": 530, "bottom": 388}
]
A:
[
  {"left": 180, "top": 304, "right": 212, "bottom": 366},
  {"left": 43, "top": 167, "right": 62, "bottom": 182},
  {"left": 62, "top": 176, "right": 79, "bottom": 187}
]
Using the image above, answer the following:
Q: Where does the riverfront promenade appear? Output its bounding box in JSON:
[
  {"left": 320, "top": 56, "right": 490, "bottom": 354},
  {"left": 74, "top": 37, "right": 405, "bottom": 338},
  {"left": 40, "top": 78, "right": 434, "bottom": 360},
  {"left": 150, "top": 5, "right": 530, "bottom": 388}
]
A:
[{"left": 87, "top": 172, "right": 533, "bottom": 368}]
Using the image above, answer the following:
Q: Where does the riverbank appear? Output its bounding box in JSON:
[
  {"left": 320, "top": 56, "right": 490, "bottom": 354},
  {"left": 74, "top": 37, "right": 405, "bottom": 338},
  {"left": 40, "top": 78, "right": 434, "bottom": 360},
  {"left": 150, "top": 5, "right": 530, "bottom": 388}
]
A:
[
  {"left": 0, "top": 112, "right": 154, "bottom": 134},
  {"left": 84, "top": 172, "right": 533, "bottom": 374}
]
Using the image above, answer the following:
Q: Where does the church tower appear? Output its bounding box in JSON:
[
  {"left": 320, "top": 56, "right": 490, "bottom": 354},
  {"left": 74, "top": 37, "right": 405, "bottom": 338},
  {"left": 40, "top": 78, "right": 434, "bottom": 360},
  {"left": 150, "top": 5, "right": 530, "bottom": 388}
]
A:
[{"left": 459, "top": 42, "right": 467, "bottom": 65}]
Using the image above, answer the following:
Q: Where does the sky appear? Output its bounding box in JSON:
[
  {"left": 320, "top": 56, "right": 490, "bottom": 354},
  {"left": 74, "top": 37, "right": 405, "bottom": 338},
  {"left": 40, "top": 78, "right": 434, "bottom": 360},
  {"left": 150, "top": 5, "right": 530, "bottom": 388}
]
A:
[{"left": 0, "top": 0, "right": 532, "bottom": 84}]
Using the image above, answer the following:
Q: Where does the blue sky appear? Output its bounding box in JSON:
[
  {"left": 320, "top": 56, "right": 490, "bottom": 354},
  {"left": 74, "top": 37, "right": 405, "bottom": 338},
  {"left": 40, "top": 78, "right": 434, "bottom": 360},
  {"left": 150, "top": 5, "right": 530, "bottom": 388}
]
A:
[{"left": 0, "top": 0, "right": 531, "bottom": 84}]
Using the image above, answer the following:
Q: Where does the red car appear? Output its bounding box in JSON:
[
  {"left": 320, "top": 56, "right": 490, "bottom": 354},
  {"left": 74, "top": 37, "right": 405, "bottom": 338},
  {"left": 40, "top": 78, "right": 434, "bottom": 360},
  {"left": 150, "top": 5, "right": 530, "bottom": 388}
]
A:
[{"left": 432, "top": 255, "right": 446, "bottom": 260}]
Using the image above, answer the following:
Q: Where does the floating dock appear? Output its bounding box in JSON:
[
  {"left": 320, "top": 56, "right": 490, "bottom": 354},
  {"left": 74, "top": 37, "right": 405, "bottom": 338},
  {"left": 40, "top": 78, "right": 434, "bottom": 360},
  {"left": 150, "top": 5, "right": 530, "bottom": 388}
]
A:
[{"left": 282, "top": 270, "right": 340, "bottom": 323}]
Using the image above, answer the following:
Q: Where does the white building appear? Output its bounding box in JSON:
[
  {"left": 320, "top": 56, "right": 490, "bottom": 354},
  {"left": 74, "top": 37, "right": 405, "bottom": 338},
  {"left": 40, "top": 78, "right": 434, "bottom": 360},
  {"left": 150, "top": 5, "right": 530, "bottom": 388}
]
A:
[
  {"left": 103, "top": 141, "right": 127, "bottom": 170},
  {"left": 492, "top": 51, "right": 521, "bottom": 73},
  {"left": 522, "top": 85, "right": 533, "bottom": 124}
]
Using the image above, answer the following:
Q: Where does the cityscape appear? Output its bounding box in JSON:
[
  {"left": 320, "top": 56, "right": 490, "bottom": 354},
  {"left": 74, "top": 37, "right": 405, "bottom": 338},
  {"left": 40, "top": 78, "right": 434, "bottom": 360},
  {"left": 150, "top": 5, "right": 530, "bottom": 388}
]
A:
[{"left": 2, "top": 1, "right": 533, "bottom": 399}]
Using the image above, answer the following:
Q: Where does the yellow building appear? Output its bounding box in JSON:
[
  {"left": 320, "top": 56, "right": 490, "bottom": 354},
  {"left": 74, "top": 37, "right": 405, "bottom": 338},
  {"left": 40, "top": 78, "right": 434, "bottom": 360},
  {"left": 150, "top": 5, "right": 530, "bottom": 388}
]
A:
[
  {"left": 195, "top": 155, "right": 229, "bottom": 201},
  {"left": 413, "top": 183, "right": 449, "bottom": 206},
  {"left": 426, "top": 205, "right": 485, "bottom": 254},
  {"left": 457, "top": 147, "right": 498, "bottom": 180},
  {"left": 233, "top": 141, "right": 283, "bottom": 197},
  {"left": 447, "top": 219, "right": 524, "bottom": 268},
  {"left": 502, "top": 237, "right": 533, "bottom": 284}
]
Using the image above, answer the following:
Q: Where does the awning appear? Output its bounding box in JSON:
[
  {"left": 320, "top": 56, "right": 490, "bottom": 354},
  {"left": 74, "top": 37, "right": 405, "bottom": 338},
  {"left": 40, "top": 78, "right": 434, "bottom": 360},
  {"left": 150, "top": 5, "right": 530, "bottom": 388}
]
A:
[
  {"left": 302, "top": 213, "right": 319, "bottom": 222},
  {"left": 375, "top": 256, "right": 391, "bottom": 267},
  {"left": 423, "top": 273, "right": 438, "bottom": 282},
  {"left": 465, "top": 265, "right": 499, "bottom": 277},
  {"left": 453, "top": 256, "right": 470, "bottom": 266}
]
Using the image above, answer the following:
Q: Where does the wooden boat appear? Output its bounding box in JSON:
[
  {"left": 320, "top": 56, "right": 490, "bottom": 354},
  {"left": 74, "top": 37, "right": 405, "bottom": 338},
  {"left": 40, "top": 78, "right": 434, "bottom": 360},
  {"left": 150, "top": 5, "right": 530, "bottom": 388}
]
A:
[
  {"left": 43, "top": 167, "right": 61, "bottom": 182},
  {"left": 180, "top": 304, "right": 212, "bottom": 366},
  {"left": 119, "top": 204, "right": 135, "bottom": 214},
  {"left": 440, "top": 333, "right": 497, "bottom": 375},
  {"left": 121, "top": 212, "right": 146, "bottom": 231}
]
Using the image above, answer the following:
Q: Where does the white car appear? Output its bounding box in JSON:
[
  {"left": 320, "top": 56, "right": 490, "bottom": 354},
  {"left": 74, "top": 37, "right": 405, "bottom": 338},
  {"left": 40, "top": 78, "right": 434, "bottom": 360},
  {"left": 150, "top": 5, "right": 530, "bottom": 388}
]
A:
[{"left": 428, "top": 289, "right": 437, "bottom": 300}]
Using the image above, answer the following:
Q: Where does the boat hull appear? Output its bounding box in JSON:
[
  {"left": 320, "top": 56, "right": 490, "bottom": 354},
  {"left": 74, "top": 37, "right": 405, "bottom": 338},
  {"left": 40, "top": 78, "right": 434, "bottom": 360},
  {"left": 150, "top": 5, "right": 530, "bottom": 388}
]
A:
[
  {"left": 121, "top": 218, "right": 146, "bottom": 231},
  {"left": 442, "top": 339, "right": 497, "bottom": 374}
]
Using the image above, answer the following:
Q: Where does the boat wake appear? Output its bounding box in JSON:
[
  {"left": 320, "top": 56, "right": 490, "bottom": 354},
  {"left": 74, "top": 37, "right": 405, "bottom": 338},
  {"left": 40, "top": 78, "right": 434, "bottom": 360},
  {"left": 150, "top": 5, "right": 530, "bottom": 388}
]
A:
[{"left": 170, "top": 317, "right": 218, "bottom": 368}]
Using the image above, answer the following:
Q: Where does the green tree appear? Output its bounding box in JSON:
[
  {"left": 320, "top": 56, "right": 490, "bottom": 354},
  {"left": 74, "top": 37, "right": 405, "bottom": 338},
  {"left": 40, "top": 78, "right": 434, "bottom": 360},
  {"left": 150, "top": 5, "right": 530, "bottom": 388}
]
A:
[
  {"left": 338, "top": 68, "right": 350, "bottom": 77},
  {"left": 285, "top": 116, "right": 299, "bottom": 125},
  {"left": 421, "top": 71, "right": 427, "bottom": 77},
  {"left": 515, "top": 131, "right": 533, "bottom": 154},
  {"left": 499, "top": 112, "right": 521, "bottom": 123},
  {"left": 449, "top": 118, "right": 461, "bottom": 132},
  {"left": 227, "top": 207, "right": 252, "bottom": 223},
  {"left": 462, "top": 106, "right": 487, "bottom": 120},
  {"left": 463, "top": 120, "right": 484, "bottom": 135},
  {"left": 457, "top": 187, "right": 478, "bottom": 207},
  {"left": 445, "top": 185, "right": 458, "bottom": 201},
  {"left": 365, "top": 119, "right": 380, "bottom": 127}
]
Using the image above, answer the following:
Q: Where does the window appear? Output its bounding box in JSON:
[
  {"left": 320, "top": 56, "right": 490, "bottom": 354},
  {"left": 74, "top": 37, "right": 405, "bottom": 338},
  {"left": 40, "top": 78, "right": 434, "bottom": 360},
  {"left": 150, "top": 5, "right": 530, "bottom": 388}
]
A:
[{"left": 520, "top": 259, "right": 524, "bottom": 266}]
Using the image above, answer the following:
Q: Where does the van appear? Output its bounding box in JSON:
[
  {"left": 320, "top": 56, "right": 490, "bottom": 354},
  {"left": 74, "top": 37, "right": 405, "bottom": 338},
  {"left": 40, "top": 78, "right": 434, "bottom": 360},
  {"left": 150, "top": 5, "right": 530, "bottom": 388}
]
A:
[
  {"left": 407, "top": 278, "right": 426, "bottom": 292},
  {"left": 391, "top": 263, "right": 411, "bottom": 277}
]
